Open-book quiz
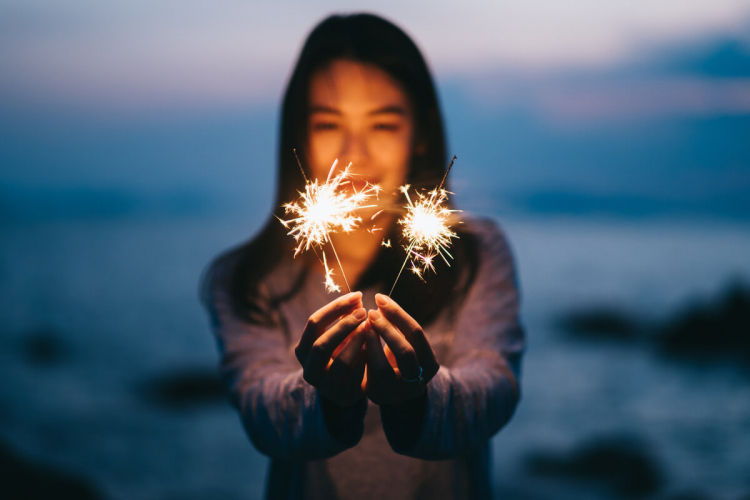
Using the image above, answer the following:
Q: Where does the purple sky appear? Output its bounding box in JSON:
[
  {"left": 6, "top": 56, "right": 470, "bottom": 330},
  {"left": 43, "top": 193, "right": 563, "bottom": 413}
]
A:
[
  {"left": 2, "top": 1, "right": 750, "bottom": 222},
  {"left": 2, "top": 0, "right": 750, "bottom": 116}
]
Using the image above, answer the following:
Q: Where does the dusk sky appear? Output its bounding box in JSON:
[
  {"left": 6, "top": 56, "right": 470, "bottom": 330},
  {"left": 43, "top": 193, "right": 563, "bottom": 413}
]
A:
[
  {"left": 2, "top": 1, "right": 750, "bottom": 220},
  {"left": 3, "top": 1, "right": 750, "bottom": 113}
]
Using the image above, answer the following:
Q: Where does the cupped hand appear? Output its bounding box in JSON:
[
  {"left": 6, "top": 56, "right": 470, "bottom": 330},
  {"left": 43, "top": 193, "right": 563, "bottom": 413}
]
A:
[
  {"left": 363, "top": 293, "right": 441, "bottom": 406},
  {"left": 294, "top": 291, "right": 369, "bottom": 407}
]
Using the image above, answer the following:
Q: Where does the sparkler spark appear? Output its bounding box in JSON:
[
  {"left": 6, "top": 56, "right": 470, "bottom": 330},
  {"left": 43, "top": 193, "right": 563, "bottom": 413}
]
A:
[
  {"left": 279, "top": 156, "right": 379, "bottom": 293},
  {"left": 389, "top": 156, "right": 460, "bottom": 296},
  {"left": 279, "top": 160, "right": 379, "bottom": 256},
  {"left": 322, "top": 251, "right": 341, "bottom": 293}
]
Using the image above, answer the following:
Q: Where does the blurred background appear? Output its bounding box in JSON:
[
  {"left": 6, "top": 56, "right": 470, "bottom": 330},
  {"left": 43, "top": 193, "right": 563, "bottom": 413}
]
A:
[{"left": 2, "top": 1, "right": 750, "bottom": 499}]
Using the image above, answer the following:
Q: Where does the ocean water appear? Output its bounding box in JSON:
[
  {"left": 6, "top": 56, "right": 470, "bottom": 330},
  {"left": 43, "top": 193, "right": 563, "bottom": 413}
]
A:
[{"left": 1, "top": 213, "right": 749, "bottom": 499}]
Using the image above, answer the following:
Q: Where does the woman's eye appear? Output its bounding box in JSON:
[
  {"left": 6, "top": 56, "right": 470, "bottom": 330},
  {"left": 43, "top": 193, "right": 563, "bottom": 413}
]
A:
[
  {"left": 312, "top": 122, "right": 339, "bottom": 131},
  {"left": 373, "top": 123, "right": 399, "bottom": 131}
]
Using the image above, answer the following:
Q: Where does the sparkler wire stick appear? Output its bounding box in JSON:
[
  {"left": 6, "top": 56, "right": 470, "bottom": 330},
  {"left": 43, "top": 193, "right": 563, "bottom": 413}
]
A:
[
  {"left": 388, "top": 156, "right": 459, "bottom": 297},
  {"left": 292, "top": 148, "right": 309, "bottom": 183},
  {"left": 321, "top": 162, "right": 350, "bottom": 293},
  {"left": 388, "top": 242, "right": 415, "bottom": 296},
  {"left": 326, "top": 234, "right": 350, "bottom": 293},
  {"left": 437, "top": 155, "right": 457, "bottom": 192}
]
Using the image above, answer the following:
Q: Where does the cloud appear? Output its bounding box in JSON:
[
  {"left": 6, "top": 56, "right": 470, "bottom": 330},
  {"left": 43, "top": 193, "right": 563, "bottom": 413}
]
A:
[{"left": 455, "top": 33, "right": 750, "bottom": 126}]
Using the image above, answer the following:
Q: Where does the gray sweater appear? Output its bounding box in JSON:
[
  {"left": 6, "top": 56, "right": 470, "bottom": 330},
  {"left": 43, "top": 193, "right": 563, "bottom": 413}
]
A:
[{"left": 203, "top": 217, "right": 525, "bottom": 499}]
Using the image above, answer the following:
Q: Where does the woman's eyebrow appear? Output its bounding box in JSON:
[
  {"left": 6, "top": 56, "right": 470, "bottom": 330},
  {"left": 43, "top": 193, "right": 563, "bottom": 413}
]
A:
[
  {"left": 309, "top": 105, "right": 341, "bottom": 115},
  {"left": 368, "top": 105, "right": 407, "bottom": 116}
]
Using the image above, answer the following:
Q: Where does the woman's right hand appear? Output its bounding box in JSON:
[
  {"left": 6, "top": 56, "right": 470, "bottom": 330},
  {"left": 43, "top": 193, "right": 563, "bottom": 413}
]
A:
[{"left": 294, "top": 291, "right": 369, "bottom": 407}]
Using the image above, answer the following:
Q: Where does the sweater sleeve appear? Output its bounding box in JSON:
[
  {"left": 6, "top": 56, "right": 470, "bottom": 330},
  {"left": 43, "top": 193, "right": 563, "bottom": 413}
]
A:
[
  {"left": 380, "top": 220, "right": 525, "bottom": 460},
  {"left": 202, "top": 262, "right": 368, "bottom": 461}
]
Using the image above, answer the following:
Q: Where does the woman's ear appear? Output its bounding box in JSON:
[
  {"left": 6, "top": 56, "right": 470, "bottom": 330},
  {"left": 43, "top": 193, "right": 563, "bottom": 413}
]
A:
[{"left": 414, "top": 142, "right": 427, "bottom": 156}]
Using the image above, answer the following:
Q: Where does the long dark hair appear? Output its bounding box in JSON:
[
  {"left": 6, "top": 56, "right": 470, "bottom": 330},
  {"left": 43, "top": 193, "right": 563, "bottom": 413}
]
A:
[{"left": 201, "top": 13, "right": 478, "bottom": 327}]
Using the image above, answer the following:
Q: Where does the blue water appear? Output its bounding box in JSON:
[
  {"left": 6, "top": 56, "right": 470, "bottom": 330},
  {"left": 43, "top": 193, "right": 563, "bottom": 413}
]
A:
[{"left": 1, "top": 213, "right": 750, "bottom": 499}]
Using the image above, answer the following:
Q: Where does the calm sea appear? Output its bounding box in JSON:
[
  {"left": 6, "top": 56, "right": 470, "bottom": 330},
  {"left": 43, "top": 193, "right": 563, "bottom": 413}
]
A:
[{"left": 1, "top": 213, "right": 749, "bottom": 499}]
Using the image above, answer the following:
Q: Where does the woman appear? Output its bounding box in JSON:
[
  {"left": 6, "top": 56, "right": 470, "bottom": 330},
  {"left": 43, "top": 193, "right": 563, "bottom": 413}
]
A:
[{"left": 201, "top": 13, "right": 525, "bottom": 500}]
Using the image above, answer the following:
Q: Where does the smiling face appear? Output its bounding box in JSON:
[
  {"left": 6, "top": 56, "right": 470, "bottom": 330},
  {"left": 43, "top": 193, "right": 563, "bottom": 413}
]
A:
[
  {"left": 302, "top": 58, "right": 416, "bottom": 279},
  {"left": 306, "top": 59, "right": 414, "bottom": 216}
]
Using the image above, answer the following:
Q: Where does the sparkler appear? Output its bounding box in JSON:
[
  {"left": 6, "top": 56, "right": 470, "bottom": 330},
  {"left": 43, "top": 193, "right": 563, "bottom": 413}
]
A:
[
  {"left": 278, "top": 151, "right": 379, "bottom": 293},
  {"left": 388, "top": 156, "right": 459, "bottom": 296}
]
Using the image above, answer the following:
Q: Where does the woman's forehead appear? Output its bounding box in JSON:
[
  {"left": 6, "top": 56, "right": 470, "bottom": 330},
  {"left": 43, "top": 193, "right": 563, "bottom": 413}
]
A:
[{"left": 308, "top": 59, "right": 410, "bottom": 114}]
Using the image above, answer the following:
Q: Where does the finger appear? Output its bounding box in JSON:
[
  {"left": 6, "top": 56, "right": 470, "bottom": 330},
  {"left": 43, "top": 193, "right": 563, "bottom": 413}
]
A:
[
  {"left": 365, "top": 325, "right": 398, "bottom": 385},
  {"left": 383, "top": 344, "right": 399, "bottom": 372},
  {"left": 306, "top": 308, "right": 367, "bottom": 383},
  {"left": 296, "top": 291, "right": 362, "bottom": 362},
  {"left": 330, "top": 316, "right": 368, "bottom": 360},
  {"left": 368, "top": 309, "right": 420, "bottom": 381},
  {"left": 375, "top": 293, "right": 440, "bottom": 376},
  {"left": 341, "top": 348, "right": 367, "bottom": 401},
  {"left": 331, "top": 329, "right": 355, "bottom": 359},
  {"left": 326, "top": 322, "right": 368, "bottom": 387},
  {"left": 361, "top": 346, "right": 369, "bottom": 392}
]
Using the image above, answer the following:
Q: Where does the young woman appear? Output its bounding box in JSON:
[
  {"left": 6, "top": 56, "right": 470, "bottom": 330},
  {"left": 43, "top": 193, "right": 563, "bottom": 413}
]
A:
[{"left": 201, "top": 13, "right": 525, "bottom": 500}]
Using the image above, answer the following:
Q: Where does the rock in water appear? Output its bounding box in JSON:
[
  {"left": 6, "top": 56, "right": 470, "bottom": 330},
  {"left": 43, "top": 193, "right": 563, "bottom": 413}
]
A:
[
  {"left": 557, "top": 307, "right": 641, "bottom": 341},
  {"left": 20, "top": 329, "right": 69, "bottom": 367},
  {"left": 657, "top": 282, "right": 750, "bottom": 363},
  {"left": 525, "top": 434, "right": 663, "bottom": 497},
  {"left": 0, "top": 439, "right": 103, "bottom": 500},
  {"left": 137, "top": 367, "right": 228, "bottom": 410}
]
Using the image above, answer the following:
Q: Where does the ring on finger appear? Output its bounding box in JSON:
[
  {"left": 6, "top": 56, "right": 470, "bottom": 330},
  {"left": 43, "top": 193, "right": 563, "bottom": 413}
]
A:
[{"left": 401, "top": 365, "right": 424, "bottom": 383}]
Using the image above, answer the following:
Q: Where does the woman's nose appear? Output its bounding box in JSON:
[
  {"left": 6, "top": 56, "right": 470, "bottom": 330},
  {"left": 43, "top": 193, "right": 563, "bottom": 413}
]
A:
[{"left": 340, "top": 129, "right": 369, "bottom": 166}]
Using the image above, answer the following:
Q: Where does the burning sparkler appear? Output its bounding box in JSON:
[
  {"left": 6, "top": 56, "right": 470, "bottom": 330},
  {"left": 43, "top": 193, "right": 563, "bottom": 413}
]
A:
[
  {"left": 389, "top": 156, "right": 459, "bottom": 296},
  {"left": 278, "top": 151, "right": 379, "bottom": 293}
]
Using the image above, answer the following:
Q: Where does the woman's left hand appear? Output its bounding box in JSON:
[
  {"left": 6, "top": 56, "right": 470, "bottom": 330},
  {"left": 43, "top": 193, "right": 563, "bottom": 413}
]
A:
[{"left": 363, "top": 293, "right": 441, "bottom": 406}]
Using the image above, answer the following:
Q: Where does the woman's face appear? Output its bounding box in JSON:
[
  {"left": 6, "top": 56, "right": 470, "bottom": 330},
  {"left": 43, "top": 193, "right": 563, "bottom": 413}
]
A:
[{"left": 306, "top": 59, "right": 414, "bottom": 212}]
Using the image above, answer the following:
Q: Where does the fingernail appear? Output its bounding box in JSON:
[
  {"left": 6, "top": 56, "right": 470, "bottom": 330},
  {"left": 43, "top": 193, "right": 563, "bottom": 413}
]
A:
[
  {"left": 375, "top": 293, "right": 388, "bottom": 307},
  {"left": 368, "top": 309, "right": 381, "bottom": 322},
  {"left": 345, "top": 291, "right": 362, "bottom": 303},
  {"left": 352, "top": 308, "right": 366, "bottom": 320}
]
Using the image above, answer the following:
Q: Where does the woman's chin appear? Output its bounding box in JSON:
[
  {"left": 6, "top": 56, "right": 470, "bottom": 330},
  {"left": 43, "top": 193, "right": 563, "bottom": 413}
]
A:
[{"left": 333, "top": 230, "right": 383, "bottom": 254}]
